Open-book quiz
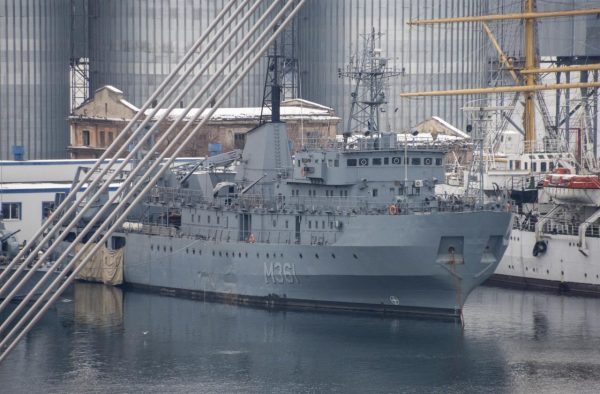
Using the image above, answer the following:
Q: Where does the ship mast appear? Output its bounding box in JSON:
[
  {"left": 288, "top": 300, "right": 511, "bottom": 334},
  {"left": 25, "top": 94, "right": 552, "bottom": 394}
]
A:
[
  {"left": 339, "top": 29, "right": 403, "bottom": 137},
  {"left": 402, "top": 1, "right": 600, "bottom": 152}
]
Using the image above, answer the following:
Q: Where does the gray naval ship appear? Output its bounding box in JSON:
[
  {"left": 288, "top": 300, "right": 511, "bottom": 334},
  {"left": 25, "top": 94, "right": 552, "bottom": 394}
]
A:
[{"left": 114, "top": 113, "right": 513, "bottom": 319}]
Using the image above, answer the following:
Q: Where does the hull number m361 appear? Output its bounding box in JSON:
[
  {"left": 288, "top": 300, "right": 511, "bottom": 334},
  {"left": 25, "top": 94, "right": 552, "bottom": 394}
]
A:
[{"left": 264, "top": 262, "right": 298, "bottom": 284}]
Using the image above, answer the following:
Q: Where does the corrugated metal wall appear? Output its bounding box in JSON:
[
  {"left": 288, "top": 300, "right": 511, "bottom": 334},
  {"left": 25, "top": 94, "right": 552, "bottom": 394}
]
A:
[
  {"left": 297, "top": 0, "right": 487, "bottom": 132},
  {"left": 87, "top": 0, "right": 270, "bottom": 110},
  {"left": 0, "top": 0, "right": 71, "bottom": 160},
  {"left": 490, "top": 0, "right": 600, "bottom": 58}
]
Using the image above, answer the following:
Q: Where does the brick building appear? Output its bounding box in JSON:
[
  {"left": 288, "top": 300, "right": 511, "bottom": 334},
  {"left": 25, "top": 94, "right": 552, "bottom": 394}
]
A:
[{"left": 69, "top": 86, "right": 341, "bottom": 159}]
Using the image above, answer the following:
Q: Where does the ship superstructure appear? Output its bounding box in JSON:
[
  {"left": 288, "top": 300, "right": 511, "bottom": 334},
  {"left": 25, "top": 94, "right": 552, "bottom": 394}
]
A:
[{"left": 118, "top": 119, "right": 512, "bottom": 317}]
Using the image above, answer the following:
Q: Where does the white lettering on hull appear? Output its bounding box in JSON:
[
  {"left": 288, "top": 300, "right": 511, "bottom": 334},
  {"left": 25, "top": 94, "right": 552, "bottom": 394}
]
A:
[{"left": 264, "top": 262, "right": 298, "bottom": 284}]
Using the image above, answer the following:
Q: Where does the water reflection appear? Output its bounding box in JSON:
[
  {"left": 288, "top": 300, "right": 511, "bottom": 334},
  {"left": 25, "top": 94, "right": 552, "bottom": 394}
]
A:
[{"left": 1, "top": 284, "right": 600, "bottom": 393}]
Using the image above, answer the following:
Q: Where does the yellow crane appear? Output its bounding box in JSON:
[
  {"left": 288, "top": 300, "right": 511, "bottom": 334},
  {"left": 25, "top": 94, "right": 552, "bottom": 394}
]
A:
[{"left": 401, "top": 0, "right": 600, "bottom": 151}]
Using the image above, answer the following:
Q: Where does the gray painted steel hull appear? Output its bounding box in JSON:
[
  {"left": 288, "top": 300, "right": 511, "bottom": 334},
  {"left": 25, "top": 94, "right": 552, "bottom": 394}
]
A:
[{"left": 122, "top": 211, "right": 512, "bottom": 318}]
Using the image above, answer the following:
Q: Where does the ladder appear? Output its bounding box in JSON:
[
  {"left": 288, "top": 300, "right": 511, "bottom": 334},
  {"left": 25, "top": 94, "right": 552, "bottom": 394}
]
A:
[{"left": 0, "top": 0, "right": 306, "bottom": 363}]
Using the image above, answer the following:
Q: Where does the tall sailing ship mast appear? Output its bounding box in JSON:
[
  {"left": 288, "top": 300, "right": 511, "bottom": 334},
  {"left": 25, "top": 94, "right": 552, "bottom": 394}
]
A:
[{"left": 401, "top": 0, "right": 600, "bottom": 158}]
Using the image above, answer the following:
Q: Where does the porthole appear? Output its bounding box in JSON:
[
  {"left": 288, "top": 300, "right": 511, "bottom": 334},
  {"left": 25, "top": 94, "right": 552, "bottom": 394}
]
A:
[
  {"left": 192, "top": 249, "right": 195, "bottom": 255},
  {"left": 245, "top": 252, "right": 248, "bottom": 258},
  {"left": 239, "top": 252, "right": 242, "bottom": 258},
  {"left": 353, "top": 254, "right": 358, "bottom": 259},
  {"left": 163, "top": 246, "right": 167, "bottom": 252},
  {"left": 170, "top": 246, "right": 173, "bottom": 252},
  {"left": 561, "top": 270, "right": 564, "bottom": 275},
  {"left": 226, "top": 252, "right": 229, "bottom": 257},
  {"left": 299, "top": 253, "right": 303, "bottom": 259},
  {"left": 546, "top": 269, "right": 549, "bottom": 274},
  {"left": 525, "top": 267, "right": 528, "bottom": 271},
  {"left": 212, "top": 251, "right": 215, "bottom": 256},
  {"left": 186, "top": 248, "right": 189, "bottom": 254},
  {"left": 219, "top": 251, "right": 222, "bottom": 257},
  {"left": 280, "top": 253, "right": 284, "bottom": 258},
  {"left": 257, "top": 253, "right": 260, "bottom": 258},
  {"left": 151, "top": 245, "right": 154, "bottom": 251},
  {"left": 315, "top": 254, "right": 319, "bottom": 259},
  {"left": 585, "top": 273, "right": 588, "bottom": 278},
  {"left": 331, "top": 254, "right": 336, "bottom": 259},
  {"left": 267, "top": 253, "right": 270, "bottom": 258}
]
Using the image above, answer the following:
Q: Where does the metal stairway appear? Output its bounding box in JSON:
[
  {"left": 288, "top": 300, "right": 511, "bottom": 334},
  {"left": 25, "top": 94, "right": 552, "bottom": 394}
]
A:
[{"left": 0, "top": 0, "right": 306, "bottom": 363}]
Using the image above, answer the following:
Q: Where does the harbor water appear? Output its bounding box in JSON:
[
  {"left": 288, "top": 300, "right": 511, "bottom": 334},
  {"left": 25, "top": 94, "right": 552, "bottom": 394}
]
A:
[{"left": 1, "top": 283, "right": 600, "bottom": 393}]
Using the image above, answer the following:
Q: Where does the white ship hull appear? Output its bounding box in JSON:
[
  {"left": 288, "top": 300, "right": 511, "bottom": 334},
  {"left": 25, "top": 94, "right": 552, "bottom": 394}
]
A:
[{"left": 490, "top": 229, "right": 600, "bottom": 295}]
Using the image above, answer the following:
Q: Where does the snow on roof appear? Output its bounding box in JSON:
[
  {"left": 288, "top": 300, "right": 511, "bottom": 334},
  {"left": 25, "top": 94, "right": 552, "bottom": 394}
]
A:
[
  {"left": 146, "top": 105, "right": 341, "bottom": 123},
  {"left": 281, "top": 98, "right": 333, "bottom": 111},
  {"left": 120, "top": 99, "right": 140, "bottom": 112},
  {"left": 431, "top": 116, "right": 470, "bottom": 139},
  {"left": 101, "top": 85, "right": 124, "bottom": 95}
]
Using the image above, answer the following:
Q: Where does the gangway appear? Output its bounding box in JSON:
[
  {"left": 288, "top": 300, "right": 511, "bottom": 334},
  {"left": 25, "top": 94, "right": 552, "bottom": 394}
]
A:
[{"left": 0, "top": 0, "right": 306, "bottom": 363}]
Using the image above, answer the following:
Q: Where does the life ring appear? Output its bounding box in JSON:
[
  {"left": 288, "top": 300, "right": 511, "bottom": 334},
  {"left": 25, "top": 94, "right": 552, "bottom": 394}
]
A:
[
  {"left": 388, "top": 204, "right": 398, "bottom": 215},
  {"left": 247, "top": 233, "right": 256, "bottom": 243}
]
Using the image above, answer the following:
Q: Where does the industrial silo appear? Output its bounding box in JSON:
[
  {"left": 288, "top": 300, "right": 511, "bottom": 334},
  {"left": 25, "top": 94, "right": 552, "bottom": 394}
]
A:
[
  {"left": 87, "top": 0, "right": 270, "bottom": 110},
  {"left": 0, "top": 0, "right": 71, "bottom": 160},
  {"left": 297, "top": 0, "right": 488, "bottom": 133}
]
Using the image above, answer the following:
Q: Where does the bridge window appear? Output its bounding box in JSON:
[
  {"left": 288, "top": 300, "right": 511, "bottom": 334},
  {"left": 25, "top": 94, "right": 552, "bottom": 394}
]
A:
[
  {"left": 435, "top": 158, "right": 443, "bottom": 166},
  {"left": 347, "top": 158, "right": 357, "bottom": 167},
  {"left": 372, "top": 189, "right": 378, "bottom": 197},
  {"left": 334, "top": 159, "right": 339, "bottom": 167},
  {"left": 411, "top": 157, "right": 421, "bottom": 165},
  {"left": 372, "top": 158, "right": 382, "bottom": 166}
]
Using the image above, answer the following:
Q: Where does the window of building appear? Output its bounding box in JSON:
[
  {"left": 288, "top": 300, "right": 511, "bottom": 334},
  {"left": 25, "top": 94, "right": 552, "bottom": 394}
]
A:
[
  {"left": 234, "top": 133, "right": 246, "bottom": 149},
  {"left": 524, "top": 162, "right": 528, "bottom": 170},
  {"left": 42, "top": 201, "right": 55, "bottom": 221},
  {"left": 411, "top": 157, "right": 421, "bottom": 165},
  {"left": 99, "top": 131, "right": 106, "bottom": 147},
  {"left": 108, "top": 132, "right": 114, "bottom": 144},
  {"left": 540, "top": 162, "right": 547, "bottom": 172},
  {"left": 1, "top": 203, "right": 21, "bottom": 220},
  {"left": 347, "top": 158, "right": 357, "bottom": 167},
  {"left": 532, "top": 162, "right": 537, "bottom": 172},
  {"left": 82, "top": 129, "right": 90, "bottom": 146}
]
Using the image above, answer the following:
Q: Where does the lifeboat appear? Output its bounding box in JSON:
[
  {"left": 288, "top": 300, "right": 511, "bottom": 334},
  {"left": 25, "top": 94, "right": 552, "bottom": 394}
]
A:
[{"left": 543, "top": 170, "right": 600, "bottom": 206}]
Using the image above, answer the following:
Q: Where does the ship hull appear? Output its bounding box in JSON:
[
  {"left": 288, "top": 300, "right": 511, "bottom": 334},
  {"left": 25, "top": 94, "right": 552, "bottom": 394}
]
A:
[
  {"left": 490, "top": 229, "right": 600, "bottom": 296},
  {"left": 120, "top": 211, "right": 512, "bottom": 318}
]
